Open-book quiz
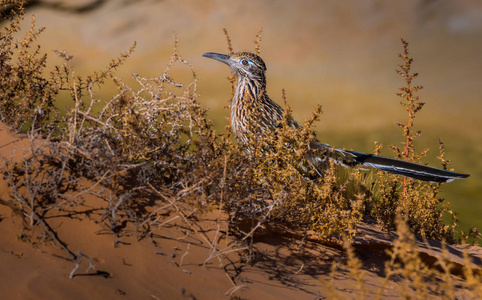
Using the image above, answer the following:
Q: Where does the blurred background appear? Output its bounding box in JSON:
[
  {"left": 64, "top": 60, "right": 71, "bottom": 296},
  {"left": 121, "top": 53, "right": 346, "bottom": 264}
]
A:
[{"left": 9, "top": 0, "right": 482, "bottom": 234}]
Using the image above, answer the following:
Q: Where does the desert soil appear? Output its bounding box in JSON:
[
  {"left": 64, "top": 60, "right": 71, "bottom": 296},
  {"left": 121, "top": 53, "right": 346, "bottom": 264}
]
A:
[{"left": 0, "top": 122, "right": 481, "bottom": 299}]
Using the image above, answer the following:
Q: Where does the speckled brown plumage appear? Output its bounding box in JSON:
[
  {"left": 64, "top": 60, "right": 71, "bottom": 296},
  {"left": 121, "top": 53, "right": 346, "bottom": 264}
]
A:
[{"left": 202, "top": 51, "right": 469, "bottom": 183}]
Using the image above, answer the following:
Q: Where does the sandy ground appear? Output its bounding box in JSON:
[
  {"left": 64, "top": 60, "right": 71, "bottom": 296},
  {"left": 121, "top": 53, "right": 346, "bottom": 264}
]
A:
[{"left": 0, "top": 122, "right": 481, "bottom": 299}]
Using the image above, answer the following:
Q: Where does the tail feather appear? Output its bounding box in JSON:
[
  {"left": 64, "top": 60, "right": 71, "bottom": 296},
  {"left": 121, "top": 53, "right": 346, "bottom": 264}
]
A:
[
  {"left": 306, "top": 142, "right": 469, "bottom": 183},
  {"left": 346, "top": 150, "right": 469, "bottom": 183}
]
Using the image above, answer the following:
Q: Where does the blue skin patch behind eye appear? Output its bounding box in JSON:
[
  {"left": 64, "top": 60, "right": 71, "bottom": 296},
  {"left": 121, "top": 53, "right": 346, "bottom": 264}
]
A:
[{"left": 241, "top": 59, "right": 255, "bottom": 66}]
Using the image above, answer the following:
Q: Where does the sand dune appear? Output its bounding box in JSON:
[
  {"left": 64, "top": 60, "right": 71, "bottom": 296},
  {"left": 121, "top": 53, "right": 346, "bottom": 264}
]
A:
[{"left": 1, "top": 123, "right": 480, "bottom": 299}]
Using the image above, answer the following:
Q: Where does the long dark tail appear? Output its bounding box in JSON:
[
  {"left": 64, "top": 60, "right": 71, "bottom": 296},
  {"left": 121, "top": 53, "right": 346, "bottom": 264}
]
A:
[
  {"left": 345, "top": 150, "right": 469, "bottom": 183},
  {"left": 308, "top": 142, "right": 469, "bottom": 183}
]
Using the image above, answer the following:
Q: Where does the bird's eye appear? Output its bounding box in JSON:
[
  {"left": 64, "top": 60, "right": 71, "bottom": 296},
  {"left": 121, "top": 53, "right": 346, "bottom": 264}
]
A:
[{"left": 241, "top": 59, "right": 249, "bottom": 66}]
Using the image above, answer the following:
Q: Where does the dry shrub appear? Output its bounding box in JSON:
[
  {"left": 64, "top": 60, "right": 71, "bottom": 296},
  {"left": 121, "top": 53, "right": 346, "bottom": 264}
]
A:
[
  {"left": 219, "top": 98, "right": 367, "bottom": 242},
  {"left": 326, "top": 217, "right": 482, "bottom": 299},
  {"left": 0, "top": 1, "right": 58, "bottom": 132},
  {"left": 371, "top": 39, "right": 458, "bottom": 242}
]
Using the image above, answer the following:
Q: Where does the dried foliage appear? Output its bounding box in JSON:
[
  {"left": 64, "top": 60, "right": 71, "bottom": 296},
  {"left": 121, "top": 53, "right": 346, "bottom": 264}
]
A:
[
  {"left": 0, "top": 2, "right": 480, "bottom": 297},
  {"left": 0, "top": 2, "right": 58, "bottom": 132},
  {"left": 371, "top": 39, "right": 457, "bottom": 242},
  {"left": 326, "top": 217, "right": 482, "bottom": 299}
]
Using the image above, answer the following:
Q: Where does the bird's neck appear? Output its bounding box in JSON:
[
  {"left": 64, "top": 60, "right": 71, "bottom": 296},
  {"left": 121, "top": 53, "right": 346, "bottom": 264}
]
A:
[
  {"left": 230, "top": 76, "right": 267, "bottom": 140},
  {"left": 232, "top": 76, "right": 266, "bottom": 108}
]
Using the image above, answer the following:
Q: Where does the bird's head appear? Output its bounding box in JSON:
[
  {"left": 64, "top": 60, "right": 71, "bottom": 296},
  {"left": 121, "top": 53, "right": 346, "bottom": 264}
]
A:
[{"left": 202, "top": 52, "right": 267, "bottom": 83}]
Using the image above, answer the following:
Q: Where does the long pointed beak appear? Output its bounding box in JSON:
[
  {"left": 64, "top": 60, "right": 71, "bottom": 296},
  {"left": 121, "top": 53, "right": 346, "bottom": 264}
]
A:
[{"left": 202, "top": 52, "right": 232, "bottom": 65}]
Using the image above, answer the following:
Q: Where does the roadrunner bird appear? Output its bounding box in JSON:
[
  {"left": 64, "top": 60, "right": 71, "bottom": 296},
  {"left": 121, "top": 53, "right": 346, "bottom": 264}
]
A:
[{"left": 202, "top": 51, "right": 469, "bottom": 183}]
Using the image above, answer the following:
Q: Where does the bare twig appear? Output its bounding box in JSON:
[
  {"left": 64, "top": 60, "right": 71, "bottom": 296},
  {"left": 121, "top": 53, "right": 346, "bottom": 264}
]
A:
[
  {"left": 69, "top": 251, "right": 95, "bottom": 279},
  {"left": 179, "top": 243, "right": 190, "bottom": 267}
]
